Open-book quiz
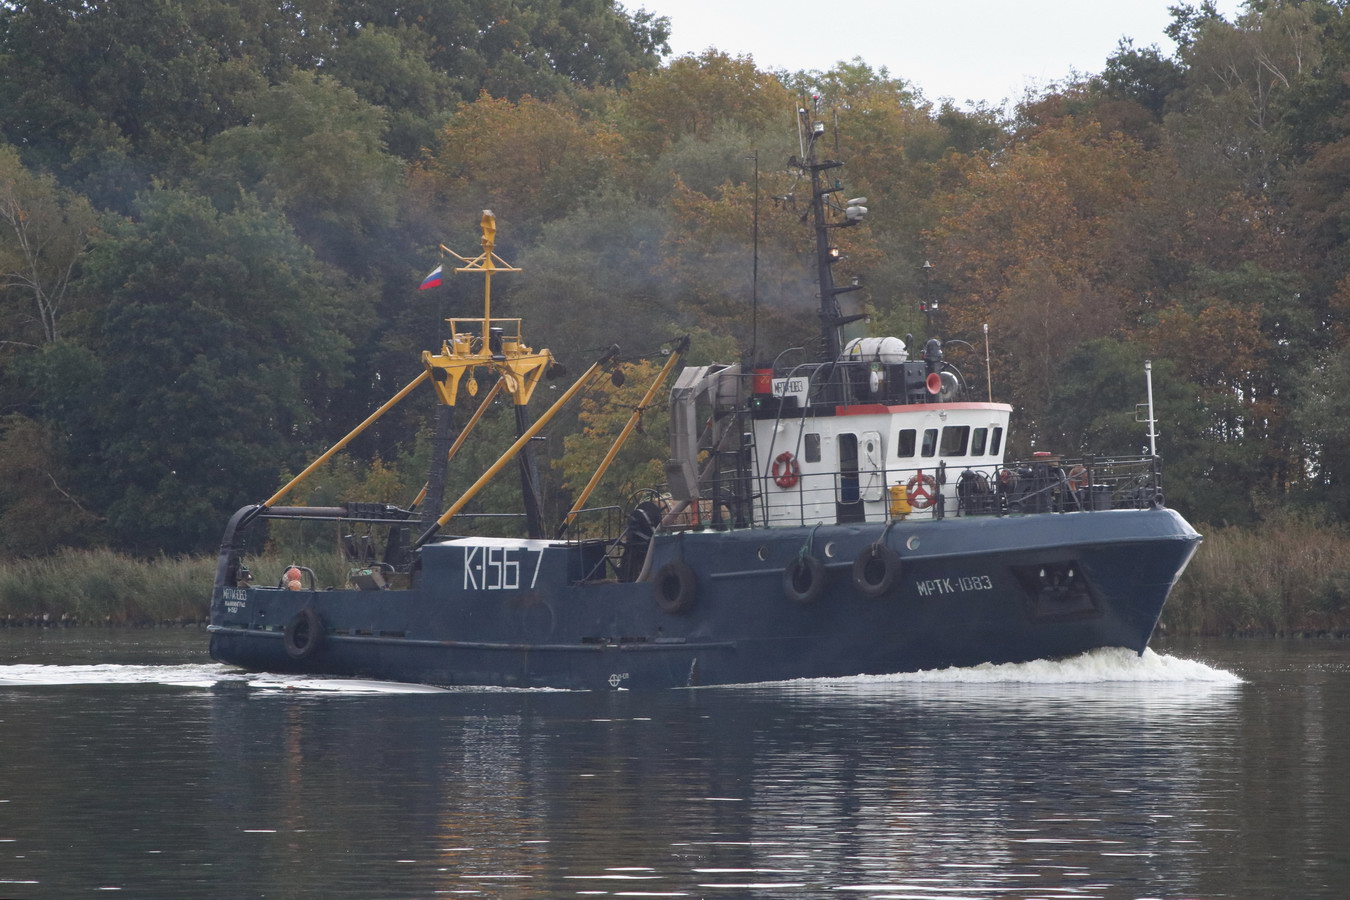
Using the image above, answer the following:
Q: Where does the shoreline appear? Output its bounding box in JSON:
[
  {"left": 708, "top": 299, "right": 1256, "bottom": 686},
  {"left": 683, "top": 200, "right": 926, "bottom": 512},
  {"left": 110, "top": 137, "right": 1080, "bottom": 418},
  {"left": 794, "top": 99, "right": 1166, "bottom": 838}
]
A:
[{"left": 5, "top": 517, "right": 1350, "bottom": 638}]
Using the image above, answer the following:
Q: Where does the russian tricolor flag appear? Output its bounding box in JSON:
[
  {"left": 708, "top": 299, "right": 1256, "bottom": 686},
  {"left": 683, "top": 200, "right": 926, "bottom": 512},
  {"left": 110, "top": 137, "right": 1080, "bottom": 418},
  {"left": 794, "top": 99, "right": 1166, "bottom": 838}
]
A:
[{"left": 418, "top": 264, "right": 443, "bottom": 290}]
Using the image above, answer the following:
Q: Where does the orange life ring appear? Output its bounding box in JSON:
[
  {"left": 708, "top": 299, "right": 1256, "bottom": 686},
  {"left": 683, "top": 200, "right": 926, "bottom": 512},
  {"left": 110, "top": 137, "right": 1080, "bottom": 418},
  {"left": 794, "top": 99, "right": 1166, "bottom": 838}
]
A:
[
  {"left": 1067, "top": 465, "right": 1089, "bottom": 491},
  {"left": 772, "top": 451, "right": 801, "bottom": 489},
  {"left": 907, "top": 472, "right": 938, "bottom": 510}
]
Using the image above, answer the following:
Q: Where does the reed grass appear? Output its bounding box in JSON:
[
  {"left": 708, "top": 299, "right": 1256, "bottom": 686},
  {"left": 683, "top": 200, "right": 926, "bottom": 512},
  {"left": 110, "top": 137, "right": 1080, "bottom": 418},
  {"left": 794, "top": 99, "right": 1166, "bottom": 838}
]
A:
[
  {"left": 4, "top": 512, "right": 1350, "bottom": 634},
  {"left": 0, "top": 546, "right": 358, "bottom": 626},
  {"left": 1163, "top": 511, "right": 1350, "bottom": 636},
  {"left": 0, "top": 549, "right": 214, "bottom": 625}
]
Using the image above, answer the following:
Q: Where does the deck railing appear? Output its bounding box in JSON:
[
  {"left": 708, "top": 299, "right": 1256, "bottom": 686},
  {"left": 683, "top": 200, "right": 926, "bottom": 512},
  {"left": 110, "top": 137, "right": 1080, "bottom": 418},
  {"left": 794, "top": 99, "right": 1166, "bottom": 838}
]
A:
[{"left": 666, "top": 454, "right": 1167, "bottom": 532}]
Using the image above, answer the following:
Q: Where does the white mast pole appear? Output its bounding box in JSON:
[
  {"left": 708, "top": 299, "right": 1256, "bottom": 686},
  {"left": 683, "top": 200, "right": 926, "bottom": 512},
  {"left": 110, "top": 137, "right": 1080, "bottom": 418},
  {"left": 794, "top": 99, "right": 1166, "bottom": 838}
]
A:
[
  {"left": 1144, "top": 359, "right": 1158, "bottom": 458},
  {"left": 983, "top": 323, "right": 992, "bottom": 402}
]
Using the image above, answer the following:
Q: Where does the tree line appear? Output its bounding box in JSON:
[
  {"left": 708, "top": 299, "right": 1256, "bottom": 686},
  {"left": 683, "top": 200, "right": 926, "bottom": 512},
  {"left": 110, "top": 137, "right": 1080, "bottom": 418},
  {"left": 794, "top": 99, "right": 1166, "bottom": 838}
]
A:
[{"left": 3, "top": 0, "right": 1350, "bottom": 558}]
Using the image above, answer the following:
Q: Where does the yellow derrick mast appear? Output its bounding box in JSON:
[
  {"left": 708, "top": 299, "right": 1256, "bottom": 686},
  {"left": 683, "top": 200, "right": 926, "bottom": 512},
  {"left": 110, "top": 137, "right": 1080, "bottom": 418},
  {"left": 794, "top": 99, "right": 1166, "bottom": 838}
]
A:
[
  {"left": 421, "top": 210, "right": 552, "bottom": 409},
  {"left": 257, "top": 211, "right": 643, "bottom": 548}
]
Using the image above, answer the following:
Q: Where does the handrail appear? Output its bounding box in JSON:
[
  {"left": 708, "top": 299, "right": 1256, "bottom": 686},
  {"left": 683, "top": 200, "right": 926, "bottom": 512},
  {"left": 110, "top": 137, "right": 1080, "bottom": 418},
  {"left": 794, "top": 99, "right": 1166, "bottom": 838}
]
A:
[{"left": 664, "top": 454, "right": 1164, "bottom": 532}]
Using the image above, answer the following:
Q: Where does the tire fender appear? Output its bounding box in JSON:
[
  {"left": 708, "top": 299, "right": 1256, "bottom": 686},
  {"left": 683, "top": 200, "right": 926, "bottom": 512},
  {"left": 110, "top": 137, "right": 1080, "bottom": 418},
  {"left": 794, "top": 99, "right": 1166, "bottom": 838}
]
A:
[
  {"left": 852, "top": 543, "right": 902, "bottom": 598},
  {"left": 283, "top": 607, "right": 325, "bottom": 660},
  {"left": 655, "top": 560, "right": 697, "bottom": 614},
  {"left": 783, "top": 554, "right": 826, "bottom": 604}
]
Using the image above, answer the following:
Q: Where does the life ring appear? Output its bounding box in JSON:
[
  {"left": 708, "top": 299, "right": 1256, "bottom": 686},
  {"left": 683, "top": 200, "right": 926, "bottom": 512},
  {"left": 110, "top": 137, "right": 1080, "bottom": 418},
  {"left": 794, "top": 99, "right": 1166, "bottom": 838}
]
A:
[
  {"left": 282, "top": 607, "right": 325, "bottom": 660},
  {"left": 655, "top": 560, "right": 697, "bottom": 614},
  {"left": 772, "top": 451, "right": 800, "bottom": 489},
  {"left": 783, "top": 554, "right": 826, "bottom": 604},
  {"left": 852, "top": 543, "right": 902, "bottom": 598},
  {"left": 1067, "top": 465, "right": 1089, "bottom": 491},
  {"left": 906, "top": 473, "right": 938, "bottom": 510}
]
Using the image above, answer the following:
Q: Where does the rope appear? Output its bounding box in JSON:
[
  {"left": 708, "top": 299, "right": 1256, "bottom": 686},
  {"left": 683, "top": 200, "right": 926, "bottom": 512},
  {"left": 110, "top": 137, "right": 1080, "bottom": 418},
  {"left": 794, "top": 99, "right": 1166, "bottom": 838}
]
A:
[{"left": 796, "top": 522, "right": 823, "bottom": 562}]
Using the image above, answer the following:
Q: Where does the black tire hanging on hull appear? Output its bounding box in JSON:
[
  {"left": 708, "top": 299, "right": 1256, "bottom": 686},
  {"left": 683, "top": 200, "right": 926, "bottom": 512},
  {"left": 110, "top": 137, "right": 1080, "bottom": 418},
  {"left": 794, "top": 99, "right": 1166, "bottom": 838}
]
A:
[
  {"left": 655, "top": 560, "right": 697, "bottom": 614},
  {"left": 783, "top": 554, "right": 826, "bottom": 604},
  {"left": 283, "top": 607, "right": 326, "bottom": 660},
  {"left": 852, "top": 543, "right": 902, "bottom": 598}
]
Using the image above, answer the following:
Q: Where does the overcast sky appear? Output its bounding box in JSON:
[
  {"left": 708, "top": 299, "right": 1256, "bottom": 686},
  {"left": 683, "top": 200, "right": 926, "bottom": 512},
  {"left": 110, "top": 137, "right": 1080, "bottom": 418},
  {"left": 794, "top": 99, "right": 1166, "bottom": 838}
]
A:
[{"left": 633, "top": 0, "right": 1248, "bottom": 108}]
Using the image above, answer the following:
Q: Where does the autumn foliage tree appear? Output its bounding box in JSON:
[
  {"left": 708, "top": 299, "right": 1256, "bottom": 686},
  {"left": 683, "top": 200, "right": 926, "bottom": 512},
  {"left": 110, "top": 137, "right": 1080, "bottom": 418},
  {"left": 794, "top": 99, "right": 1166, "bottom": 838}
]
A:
[
  {"left": 12, "top": 0, "right": 1350, "bottom": 556},
  {"left": 617, "top": 50, "right": 793, "bottom": 161},
  {"left": 927, "top": 120, "right": 1145, "bottom": 438},
  {"left": 554, "top": 357, "right": 675, "bottom": 521},
  {"left": 416, "top": 93, "right": 619, "bottom": 236}
]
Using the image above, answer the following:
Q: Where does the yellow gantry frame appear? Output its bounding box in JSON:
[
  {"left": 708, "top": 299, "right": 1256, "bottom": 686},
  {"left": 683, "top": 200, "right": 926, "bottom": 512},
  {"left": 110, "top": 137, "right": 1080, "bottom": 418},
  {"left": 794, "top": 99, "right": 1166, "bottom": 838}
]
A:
[
  {"left": 259, "top": 211, "right": 661, "bottom": 548},
  {"left": 414, "top": 350, "right": 616, "bottom": 546},
  {"left": 262, "top": 210, "right": 548, "bottom": 513},
  {"left": 421, "top": 210, "right": 552, "bottom": 409}
]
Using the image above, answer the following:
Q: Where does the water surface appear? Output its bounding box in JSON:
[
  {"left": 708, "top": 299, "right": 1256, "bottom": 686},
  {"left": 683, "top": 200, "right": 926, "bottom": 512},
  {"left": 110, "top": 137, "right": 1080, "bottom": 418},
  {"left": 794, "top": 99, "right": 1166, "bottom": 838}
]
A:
[{"left": 1, "top": 629, "right": 1345, "bottom": 898}]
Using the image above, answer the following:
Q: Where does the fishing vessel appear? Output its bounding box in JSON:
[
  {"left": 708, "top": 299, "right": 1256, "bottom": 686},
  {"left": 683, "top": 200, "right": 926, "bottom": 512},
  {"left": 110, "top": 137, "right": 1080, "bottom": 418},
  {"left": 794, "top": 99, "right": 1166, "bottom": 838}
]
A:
[{"left": 208, "top": 109, "right": 1201, "bottom": 690}]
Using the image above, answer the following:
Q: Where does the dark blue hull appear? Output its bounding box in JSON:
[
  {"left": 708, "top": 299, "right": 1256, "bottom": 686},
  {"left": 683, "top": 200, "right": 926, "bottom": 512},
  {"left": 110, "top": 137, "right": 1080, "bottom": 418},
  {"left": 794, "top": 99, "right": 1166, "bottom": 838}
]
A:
[{"left": 209, "top": 508, "right": 1200, "bottom": 690}]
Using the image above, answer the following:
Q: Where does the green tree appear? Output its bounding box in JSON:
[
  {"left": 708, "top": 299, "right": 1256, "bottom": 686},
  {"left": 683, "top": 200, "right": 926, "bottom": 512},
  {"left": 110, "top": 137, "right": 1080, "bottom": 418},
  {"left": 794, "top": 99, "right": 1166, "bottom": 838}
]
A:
[
  {"left": 195, "top": 71, "right": 405, "bottom": 267},
  {"left": 0, "top": 413, "right": 98, "bottom": 555},
  {"left": 321, "top": 23, "right": 460, "bottom": 160},
  {"left": 1294, "top": 343, "right": 1350, "bottom": 518},
  {"left": 0, "top": 0, "right": 335, "bottom": 203},
  {"left": 334, "top": 0, "right": 669, "bottom": 101},
  {"left": 1166, "top": 1, "right": 1322, "bottom": 195},
  {"left": 512, "top": 188, "right": 679, "bottom": 371},
  {"left": 72, "top": 189, "right": 363, "bottom": 553},
  {"left": 1165, "top": 1, "right": 1228, "bottom": 50},
  {"left": 0, "top": 145, "right": 98, "bottom": 347},
  {"left": 1099, "top": 39, "right": 1186, "bottom": 117},
  {"left": 1044, "top": 338, "right": 1253, "bottom": 525},
  {"left": 635, "top": 122, "right": 792, "bottom": 201}
]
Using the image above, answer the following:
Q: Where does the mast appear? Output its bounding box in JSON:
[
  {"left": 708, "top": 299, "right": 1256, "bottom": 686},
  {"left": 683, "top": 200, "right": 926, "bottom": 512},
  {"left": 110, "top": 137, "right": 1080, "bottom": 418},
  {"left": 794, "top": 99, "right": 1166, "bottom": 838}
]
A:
[
  {"left": 793, "top": 103, "right": 866, "bottom": 361},
  {"left": 1143, "top": 360, "right": 1159, "bottom": 458},
  {"left": 421, "top": 211, "right": 552, "bottom": 539}
]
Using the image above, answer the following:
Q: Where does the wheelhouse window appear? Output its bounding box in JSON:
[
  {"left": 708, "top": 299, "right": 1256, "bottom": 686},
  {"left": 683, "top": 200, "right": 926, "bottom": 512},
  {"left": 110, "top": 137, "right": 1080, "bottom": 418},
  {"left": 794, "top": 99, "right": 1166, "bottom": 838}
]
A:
[
  {"left": 921, "top": 428, "right": 938, "bottom": 458},
  {"left": 804, "top": 432, "right": 821, "bottom": 463},
  {"left": 939, "top": 425, "right": 969, "bottom": 456},
  {"left": 971, "top": 427, "right": 988, "bottom": 456},
  {"left": 896, "top": 428, "right": 916, "bottom": 458},
  {"left": 989, "top": 426, "right": 1004, "bottom": 456}
]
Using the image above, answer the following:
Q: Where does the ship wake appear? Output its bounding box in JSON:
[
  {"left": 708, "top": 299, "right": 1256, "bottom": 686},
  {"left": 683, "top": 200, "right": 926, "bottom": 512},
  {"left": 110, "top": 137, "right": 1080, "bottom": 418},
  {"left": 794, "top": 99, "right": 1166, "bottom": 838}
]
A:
[
  {"left": 871, "top": 646, "right": 1241, "bottom": 684},
  {"left": 0, "top": 663, "right": 454, "bottom": 693}
]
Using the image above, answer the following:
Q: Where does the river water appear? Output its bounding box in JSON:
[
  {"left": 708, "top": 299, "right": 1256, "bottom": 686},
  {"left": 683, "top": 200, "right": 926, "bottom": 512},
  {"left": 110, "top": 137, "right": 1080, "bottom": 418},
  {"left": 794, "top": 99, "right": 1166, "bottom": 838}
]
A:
[{"left": 0, "top": 630, "right": 1346, "bottom": 899}]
